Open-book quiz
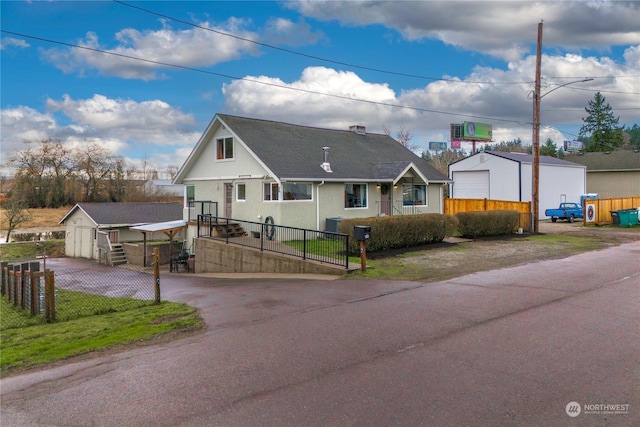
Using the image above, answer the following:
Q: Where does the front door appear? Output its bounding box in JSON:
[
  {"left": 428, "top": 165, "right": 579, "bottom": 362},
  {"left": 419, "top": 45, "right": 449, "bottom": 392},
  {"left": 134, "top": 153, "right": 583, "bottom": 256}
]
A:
[
  {"left": 380, "top": 184, "right": 391, "bottom": 215},
  {"left": 225, "top": 183, "right": 233, "bottom": 218}
]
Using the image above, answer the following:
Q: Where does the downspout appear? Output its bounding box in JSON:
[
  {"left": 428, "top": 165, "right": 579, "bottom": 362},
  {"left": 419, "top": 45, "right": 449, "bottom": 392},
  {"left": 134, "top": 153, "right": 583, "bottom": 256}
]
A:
[
  {"left": 518, "top": 160, "right": 522, "bottom": 201},
  {"left": 316, "top": 181, "right": 325, "bottom": 230}
]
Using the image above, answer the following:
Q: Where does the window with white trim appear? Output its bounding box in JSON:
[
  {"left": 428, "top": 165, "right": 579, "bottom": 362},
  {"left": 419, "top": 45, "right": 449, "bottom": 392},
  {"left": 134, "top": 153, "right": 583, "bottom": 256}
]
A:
[
  {"left": 402, "top": 184, "right": 427, "bottom": 206},
  {"left": 345, "top": 183, "right": 367, "bottom": 208},
  {"left": 283, "top": 183, "right": 312, "bottom": 201},
  {"left": 216, "top": 137, "right": 234, "bottom": 160},
  {"left": 263, "top": 182, "right": 279, "bottom": 201},
  {"left": 236, "top": 183, "right": 246, "bottom": 201}
]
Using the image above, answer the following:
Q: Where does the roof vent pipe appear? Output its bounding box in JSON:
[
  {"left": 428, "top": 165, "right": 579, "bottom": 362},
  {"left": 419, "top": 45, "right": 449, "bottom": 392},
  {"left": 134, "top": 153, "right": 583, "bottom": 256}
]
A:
[{"left": 321, "top": 147, "right": 333, "bottom": 173}]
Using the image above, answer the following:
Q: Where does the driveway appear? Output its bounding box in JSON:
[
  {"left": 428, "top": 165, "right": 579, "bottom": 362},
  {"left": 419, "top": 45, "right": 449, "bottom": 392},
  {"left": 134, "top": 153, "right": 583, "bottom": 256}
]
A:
[{"left": 1, "top": 240, "right": 639, "bottom": 426}]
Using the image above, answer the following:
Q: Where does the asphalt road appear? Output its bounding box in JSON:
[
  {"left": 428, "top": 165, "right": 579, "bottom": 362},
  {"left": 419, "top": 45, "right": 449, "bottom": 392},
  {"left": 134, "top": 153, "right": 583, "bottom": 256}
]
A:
[{"left": 1, "top": 240, "right": 639, "bottom": 426}]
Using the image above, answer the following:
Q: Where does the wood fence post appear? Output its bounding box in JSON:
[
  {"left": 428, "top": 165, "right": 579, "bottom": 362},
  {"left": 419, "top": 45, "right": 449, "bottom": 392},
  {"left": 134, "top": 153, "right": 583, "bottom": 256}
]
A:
[
  {"left": 45, "top": 270, "right": 55, "bottom": 323},
  {"left": 154, "top": 247, "right": 161, "bottom": 303},
  {"left": 1, "top": 261, "right": 7, "bottom": 296},
  {"left": 30, "top": 262, "right": 41, "bottom": 315}
]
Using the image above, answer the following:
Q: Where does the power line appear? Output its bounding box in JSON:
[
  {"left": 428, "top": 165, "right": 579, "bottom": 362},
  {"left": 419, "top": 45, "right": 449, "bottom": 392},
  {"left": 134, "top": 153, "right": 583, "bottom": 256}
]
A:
[
  {"left": 113, "top": 0, "right": 533, "bottom": 86},
  {"left": 0, "top": 29, "right": 524, "bottom": 125}
]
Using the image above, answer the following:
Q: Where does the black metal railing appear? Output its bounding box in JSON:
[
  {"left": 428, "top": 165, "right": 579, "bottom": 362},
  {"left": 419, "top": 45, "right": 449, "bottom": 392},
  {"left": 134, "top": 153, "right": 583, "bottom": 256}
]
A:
[
  {"left": 188, "top": 200, "right": 218, "bottom": 222},
  {"left": 197, "top": 215, "right": 350, "bottom": 269}
]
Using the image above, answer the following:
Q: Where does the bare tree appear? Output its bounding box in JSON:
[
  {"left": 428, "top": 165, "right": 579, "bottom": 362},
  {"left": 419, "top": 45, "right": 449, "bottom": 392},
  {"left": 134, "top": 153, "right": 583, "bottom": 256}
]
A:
[
  {"left": 2, "top": 197, "right": 32, "bottom": 242},
  {"left": 383, "top": 125, "right": 421, "bottom": 152},
  {"left": 9, "top": 138, "right": 74, "bottom": 208},
  {"left": 73, "top": 142, "right": 115, "bottom": 202}
]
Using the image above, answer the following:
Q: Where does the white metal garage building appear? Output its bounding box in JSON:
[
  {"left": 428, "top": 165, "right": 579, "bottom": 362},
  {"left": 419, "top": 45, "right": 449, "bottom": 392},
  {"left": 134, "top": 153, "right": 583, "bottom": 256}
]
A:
[{"left": 448, "top": 151, "right": 586, "bottom": 218}]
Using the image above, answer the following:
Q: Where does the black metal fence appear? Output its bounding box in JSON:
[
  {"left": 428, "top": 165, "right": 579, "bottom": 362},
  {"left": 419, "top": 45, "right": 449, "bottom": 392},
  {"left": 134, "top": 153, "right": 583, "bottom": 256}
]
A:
[
  {"left": 197, "top": 215, "right": 350, "bottom": 269},
  {"left": 1, "top": 259, "right": 158, "bottom": 328},
  {"left": 188, "top": 200, "right": 218, "bottom": 222}
]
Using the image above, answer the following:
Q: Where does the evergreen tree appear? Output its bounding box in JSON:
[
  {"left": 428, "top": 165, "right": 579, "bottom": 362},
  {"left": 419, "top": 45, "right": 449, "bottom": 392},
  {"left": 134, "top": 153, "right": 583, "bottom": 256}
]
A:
[
  {"left": 539, "top": 138, "right": 558, "bottom": 157},
  {"left": 579, "top": 92, "right": 623, "bottom": 151}
]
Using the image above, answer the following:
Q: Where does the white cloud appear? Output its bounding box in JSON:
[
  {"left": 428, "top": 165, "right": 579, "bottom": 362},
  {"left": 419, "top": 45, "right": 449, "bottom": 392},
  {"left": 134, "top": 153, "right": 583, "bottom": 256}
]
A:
[
  {"left": 42, "top": 19, "right": 261, "bottom": 80},
  {"left": 1, "top": 95, "right": 200, "bottom": 172},
  {"left": 288, "top": 1, "right": 640, "bottom": 62},
  {"left": 222, "top": 46, "right": 638, "bottom": 150},
  {"left": 0, "top": 37, "right": 30, "bottom": 50},
  {"left": 263, "top": 17, "right": 326, "bottom": 47}
]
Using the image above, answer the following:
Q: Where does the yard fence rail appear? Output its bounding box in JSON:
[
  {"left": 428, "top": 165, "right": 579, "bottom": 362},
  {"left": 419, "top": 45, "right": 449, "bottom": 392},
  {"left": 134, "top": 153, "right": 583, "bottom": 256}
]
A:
[
  {"left": 197, "top": 215, "right": 350, "bottom": 269},
  {"left": 445, "top": 198, "right": 532, "bottom": 232},
  {"left": 590, "top": 197, "right": 640, "bottom": 224}
]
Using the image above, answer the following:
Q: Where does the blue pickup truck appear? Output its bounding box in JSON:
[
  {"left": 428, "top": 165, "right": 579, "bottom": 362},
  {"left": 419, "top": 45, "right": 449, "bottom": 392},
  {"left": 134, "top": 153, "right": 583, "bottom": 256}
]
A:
[{"left": 545, "top": 202, "right": 583, "bottom": 223}]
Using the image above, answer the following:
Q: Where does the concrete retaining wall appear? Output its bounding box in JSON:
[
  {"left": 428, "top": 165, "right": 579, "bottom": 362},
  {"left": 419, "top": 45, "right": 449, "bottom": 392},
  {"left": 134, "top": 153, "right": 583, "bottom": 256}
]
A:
[{"left": 194, "top": 238, "right": 348, "bottom": 275}]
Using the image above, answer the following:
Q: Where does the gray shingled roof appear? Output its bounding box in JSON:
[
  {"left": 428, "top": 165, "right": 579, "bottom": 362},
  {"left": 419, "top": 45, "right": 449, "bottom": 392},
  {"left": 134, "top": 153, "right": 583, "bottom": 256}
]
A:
[
  {"left": 59, "top": 202, "right": 183, "bottom": 226},
  {"left": 564, "top": 151, "right": 640, "bottom": 171},
  {"left": 218, "top": 114, "right": 449, "bottom": 182}
]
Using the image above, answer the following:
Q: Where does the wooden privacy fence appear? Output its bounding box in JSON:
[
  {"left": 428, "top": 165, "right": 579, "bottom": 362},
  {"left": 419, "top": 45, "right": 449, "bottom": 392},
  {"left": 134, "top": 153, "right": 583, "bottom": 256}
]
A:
[
  {"left": 444, "top": 198, "right": 532, "bottom": 232},
  {"left": 588, "top": 197, "right": 640, "bottom": 224}
]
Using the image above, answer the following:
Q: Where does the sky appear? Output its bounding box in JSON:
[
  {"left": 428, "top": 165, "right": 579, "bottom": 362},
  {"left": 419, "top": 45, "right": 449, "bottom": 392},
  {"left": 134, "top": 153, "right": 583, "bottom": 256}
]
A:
[{"left": 1, "top": 0, "right": 639, "bottom": 177}]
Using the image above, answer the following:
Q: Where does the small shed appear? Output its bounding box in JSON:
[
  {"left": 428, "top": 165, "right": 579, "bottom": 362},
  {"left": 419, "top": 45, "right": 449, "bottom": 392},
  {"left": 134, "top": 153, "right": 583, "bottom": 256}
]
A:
[
  {"left": 448, "top": 151, "right": 586, "bottom": 217},
  {"left": 59, "top": 202, "right": 183, "bottom": 260}
]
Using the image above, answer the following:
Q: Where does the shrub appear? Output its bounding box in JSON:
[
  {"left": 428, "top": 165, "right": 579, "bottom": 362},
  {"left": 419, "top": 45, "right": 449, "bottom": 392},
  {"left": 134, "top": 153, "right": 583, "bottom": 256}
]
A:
[
  {"left": 338, "top": 214, "right": 458, "bottom": 253},
  {"left": 455, "top": 210, "right": 520, "bottom": 238}
]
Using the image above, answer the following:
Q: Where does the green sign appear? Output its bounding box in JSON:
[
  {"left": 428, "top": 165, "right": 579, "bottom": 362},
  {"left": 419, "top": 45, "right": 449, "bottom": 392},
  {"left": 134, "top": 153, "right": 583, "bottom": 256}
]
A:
[
  {"left": 428, "top": 141, "right": 448, "bottom": 151},
  {"left": 463, "top": 121, "right": 492, "bottom": 141}
]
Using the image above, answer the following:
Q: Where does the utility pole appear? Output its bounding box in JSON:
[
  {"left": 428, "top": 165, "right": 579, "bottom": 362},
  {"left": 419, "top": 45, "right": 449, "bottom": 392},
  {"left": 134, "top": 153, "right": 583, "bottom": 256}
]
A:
[{"left": 532, "top": 21, "right": 543, "bottom": 234}]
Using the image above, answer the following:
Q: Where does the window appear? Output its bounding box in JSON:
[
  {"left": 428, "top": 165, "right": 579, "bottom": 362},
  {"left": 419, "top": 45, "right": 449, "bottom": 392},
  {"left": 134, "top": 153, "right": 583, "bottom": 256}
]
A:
[
  {"left": 236, "top": 183, "right": 246, "bottom": 201},
  {"left": 283, "top": 183, "right": 312, "bottom": 201},
  {"left": 263, "top": 182, "right": 279, "bottom": 201},
  {"left": 186, "top": 185, "right": 195, "bottom": 203},
  {"left": 345, "top": 184, "right": 367, "bottom": 208},
  {"left": 402, "top": 184, "right": 427, "bottom": 206},
  {"left": 216, "top": 137, "right": 234, "bottom": 160}
]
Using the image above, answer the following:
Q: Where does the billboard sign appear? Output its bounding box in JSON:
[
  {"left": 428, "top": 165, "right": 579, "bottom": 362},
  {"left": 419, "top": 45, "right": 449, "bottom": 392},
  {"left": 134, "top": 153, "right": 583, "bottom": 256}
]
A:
[
  {"left": 428, "top": 141, "right": 448, "bottom": 151},
  {"left": 564, "top": 140, "right": 583, "bottom": 152},
  {"left": 451, "top": 140, "right": 461, "bottom": 149},
  {"left": 463, "top": 121, "right": 492, "bottom": 141}
]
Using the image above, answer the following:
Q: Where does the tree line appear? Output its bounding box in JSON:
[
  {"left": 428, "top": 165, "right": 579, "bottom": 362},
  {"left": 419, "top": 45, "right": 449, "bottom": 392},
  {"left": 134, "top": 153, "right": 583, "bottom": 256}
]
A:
[{"left": 4, "top": 139, "right": 180, "bottom": 209}]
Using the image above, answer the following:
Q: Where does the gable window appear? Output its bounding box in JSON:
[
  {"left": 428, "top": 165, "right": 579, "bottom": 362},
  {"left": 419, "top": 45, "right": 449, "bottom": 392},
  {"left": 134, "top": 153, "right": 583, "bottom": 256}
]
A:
[
  {"left": 216, "top": 137, "right": 234, "bottom": 160},
  {"left": 236, "top": 183, "right": 246, "bottom": 201},
  {"left": 345, "top": 183, "right": 367, "bottom": 208},
  {"left": 403, "top": 184, "right": 427, "bottom": 206},
  {"left": 283, "top": 183, "right": 312, "bottom": 201},
  {"left": 263, "top": 182, "right": 279, "bottom": 201}
]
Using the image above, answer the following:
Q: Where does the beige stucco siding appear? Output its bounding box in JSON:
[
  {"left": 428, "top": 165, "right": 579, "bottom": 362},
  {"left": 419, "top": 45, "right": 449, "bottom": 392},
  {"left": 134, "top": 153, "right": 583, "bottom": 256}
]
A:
[{"left": 184, "top": 128, "right": 269, "bottom": 180}]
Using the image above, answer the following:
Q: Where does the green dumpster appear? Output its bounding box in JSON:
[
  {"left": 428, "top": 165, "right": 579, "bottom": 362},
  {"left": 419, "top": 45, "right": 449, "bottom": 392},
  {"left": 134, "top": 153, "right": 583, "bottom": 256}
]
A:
[{"left": 611, "top": 209, "right": 639, "bottom": 227}]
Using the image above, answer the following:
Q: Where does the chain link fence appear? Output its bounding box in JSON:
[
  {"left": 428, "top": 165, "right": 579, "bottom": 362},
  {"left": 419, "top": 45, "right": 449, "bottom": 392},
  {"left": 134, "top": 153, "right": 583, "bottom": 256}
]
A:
[{"left": 1, "top": 258, "right": 159, "bottom": 329}]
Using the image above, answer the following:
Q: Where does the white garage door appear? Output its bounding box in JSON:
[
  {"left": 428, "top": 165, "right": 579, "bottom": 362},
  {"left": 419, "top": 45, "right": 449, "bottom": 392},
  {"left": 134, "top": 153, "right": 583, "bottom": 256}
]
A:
[{"left": 452, "top": 170, "right": 490, "bottom": 199}]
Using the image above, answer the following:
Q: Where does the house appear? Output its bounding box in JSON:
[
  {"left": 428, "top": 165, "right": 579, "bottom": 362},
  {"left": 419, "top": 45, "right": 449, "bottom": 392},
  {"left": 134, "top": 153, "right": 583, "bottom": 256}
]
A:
[
  {"left": 448, "top": 151, "right": 586, "bottom": 218},
  {"left": 173, "top": 114, "right": 450, "bottom": 233},
  {"left": 564, "top": 151, "right": 640, "bottom": 198},
  {"left": 59, "top": 202, "right": 183, "bottom": 261}
]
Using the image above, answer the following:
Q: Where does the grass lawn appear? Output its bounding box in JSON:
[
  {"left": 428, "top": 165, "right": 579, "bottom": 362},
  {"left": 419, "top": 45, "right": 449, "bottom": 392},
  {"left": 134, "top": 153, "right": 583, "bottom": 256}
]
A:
[
  {"left": 1, "top": 240, "right": 204, "bottom": 376},
  {"left": 1, "top": 297, "right": 204, "bottom": 376}
]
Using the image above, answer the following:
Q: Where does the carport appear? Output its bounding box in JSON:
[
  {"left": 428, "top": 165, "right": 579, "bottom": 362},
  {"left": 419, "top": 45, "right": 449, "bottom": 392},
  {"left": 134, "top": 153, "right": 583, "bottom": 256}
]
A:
[{"left": 130, "top": 220, "right": 187, "bottom": 267}]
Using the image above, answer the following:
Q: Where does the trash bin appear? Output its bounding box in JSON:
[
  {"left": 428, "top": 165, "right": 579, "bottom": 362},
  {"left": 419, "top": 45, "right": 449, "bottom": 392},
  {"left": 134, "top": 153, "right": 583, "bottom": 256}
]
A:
[
  {"left": 612, "top": 209, "right": 639, "bottom": 227},
  {"left": 610, "top": 211, "right": 620, "bottom": 225}
]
